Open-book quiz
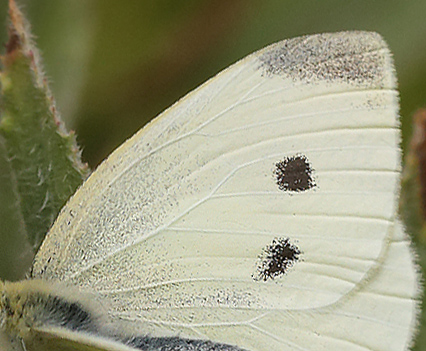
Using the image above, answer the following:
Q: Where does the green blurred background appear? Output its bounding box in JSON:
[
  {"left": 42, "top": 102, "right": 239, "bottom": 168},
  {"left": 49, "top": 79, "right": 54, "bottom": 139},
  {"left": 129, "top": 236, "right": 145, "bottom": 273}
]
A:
[
  {"left": 1, "top": 0, "right": 426, "bottom": 349},
  {"left": 1, "top": 0, "right": 425, "bottom": 165}
]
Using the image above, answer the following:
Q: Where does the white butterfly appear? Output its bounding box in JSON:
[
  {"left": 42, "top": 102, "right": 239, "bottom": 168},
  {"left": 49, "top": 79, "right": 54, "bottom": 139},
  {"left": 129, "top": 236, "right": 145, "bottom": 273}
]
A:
[{"left": 0, "top": 31, "right": 420, "bottom": 351}]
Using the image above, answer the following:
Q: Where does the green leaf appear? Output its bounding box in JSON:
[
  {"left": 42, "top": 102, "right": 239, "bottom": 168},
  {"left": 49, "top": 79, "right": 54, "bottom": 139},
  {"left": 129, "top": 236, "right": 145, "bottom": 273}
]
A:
[{"left": 0, "top": 0, "right": 89, "bottom": 281}]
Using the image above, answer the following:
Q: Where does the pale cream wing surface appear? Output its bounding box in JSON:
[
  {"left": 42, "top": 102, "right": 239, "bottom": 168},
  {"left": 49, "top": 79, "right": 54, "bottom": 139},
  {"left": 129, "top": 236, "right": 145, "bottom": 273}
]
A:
[{"left": 32, "top": 32, "right": 418, "bottom": 350}]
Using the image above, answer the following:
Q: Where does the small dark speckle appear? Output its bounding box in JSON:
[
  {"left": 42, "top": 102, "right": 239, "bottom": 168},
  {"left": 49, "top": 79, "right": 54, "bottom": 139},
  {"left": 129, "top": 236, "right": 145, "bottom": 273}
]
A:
[
  {"left": 274, "top": 155, "right": 315, "bottom": 192},
  {"left": 254, "top": 238, "right": 301, "bottom": 281}
]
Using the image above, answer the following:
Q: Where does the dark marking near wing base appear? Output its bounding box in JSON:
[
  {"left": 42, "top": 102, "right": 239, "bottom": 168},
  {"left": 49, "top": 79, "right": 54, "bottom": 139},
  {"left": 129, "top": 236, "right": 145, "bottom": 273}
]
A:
[
  {"left": 254, "top": 238, "right": 301, "bottom": 281},
  {"left": 24, "top": 293, "right": 99, "bottom": 333},
  {"left": 41, "top": 295, "right": 97, "bottom": 333},
  {"left": 125, "top": 336, "right": 246, "bottom": 351},
  {"left": 275, "top": 155, "right": 315, "bottom": 192}
]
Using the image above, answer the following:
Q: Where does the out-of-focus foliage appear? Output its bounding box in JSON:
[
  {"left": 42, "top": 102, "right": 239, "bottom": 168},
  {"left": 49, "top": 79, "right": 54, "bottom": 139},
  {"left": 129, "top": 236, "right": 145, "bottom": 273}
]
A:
[
  {"left": 1, "top": 1, "right": 425, "bottom": 166},
  {"left": 400, "top": 110, "right": 426, "bottom": 351},
  {"left": 0, "top": 0, "right": 426, "bottom": 349},
  {"left": 0, "top": 1, "right": 89, "bottom": 280}
]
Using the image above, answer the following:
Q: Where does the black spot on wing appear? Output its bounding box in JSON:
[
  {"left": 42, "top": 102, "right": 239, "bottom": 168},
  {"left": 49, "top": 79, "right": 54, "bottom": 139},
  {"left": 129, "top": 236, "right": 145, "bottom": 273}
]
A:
[
  {"left": 275, "top": 155, "right": 315, "bottom": 192},
  {"left": 125, "top": 335, "right": 246, "bottom": 351},
  {"left": 254, "top": 238, "right": 301, "bottom": 281}
]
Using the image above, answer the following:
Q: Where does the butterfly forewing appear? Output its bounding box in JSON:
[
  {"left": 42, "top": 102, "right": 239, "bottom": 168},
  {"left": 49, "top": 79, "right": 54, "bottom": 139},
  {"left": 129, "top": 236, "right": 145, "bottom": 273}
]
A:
[{"left": 32, "top": 32, "right": 418, "bottom": 351}]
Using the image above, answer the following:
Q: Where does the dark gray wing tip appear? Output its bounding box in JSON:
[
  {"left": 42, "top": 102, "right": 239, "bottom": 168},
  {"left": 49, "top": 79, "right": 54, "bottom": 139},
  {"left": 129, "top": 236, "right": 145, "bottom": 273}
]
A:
[{"left": 257, "top": 31, "right": 394, "bottom": 87}]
